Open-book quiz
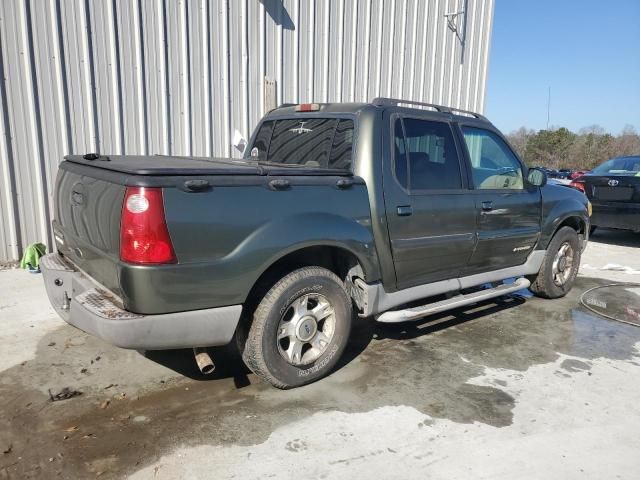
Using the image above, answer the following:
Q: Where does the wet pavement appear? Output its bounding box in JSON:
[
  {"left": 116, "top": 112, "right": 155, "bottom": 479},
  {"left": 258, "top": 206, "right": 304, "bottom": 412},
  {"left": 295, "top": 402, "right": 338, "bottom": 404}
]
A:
[{"left": 1, "top": 229, "right": 639, "bottom": 479}]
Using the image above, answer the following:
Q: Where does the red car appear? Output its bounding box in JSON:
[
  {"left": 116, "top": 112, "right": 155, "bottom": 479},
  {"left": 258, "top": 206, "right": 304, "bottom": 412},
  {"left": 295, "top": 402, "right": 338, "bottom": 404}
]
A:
[{"left": 569, "top": 170, "right": 588, "bottom": 180}]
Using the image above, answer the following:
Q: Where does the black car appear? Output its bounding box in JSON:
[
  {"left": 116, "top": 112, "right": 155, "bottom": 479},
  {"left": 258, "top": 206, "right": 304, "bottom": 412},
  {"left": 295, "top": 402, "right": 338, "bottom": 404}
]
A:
[
  {"left": 571, "top": 156, "right": 640, "bottom": 233},
  {"left": 556, "top": 169, "right": 572, "bottom": 179}
]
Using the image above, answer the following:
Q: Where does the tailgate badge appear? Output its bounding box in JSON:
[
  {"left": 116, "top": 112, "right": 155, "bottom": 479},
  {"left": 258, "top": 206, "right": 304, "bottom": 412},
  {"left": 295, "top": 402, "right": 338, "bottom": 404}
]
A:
[{"left": 608, "top": 179, "right": 619, "bottom": 186}]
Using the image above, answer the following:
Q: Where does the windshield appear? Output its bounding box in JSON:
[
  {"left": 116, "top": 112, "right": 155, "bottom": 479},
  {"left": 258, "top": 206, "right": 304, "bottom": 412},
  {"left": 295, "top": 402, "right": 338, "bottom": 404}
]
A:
[
  {"left": 248, "top": 118, "right": 355, "bottom": 170},
  {"left": 591, "top": 156, "right": 640, "bottom": 175}
]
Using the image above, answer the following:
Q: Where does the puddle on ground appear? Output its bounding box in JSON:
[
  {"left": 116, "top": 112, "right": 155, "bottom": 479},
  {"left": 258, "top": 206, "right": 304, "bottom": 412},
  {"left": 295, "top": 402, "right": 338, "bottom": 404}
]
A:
[{"left": 1, "top": 276, "right": 640, "bottom": 479}]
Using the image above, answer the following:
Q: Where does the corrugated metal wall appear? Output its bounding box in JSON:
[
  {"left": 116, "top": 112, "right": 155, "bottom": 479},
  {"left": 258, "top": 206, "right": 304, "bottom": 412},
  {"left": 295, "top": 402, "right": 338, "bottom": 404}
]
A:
[{"left": 0, "top": 0, "right": 494, "bottom": 262}]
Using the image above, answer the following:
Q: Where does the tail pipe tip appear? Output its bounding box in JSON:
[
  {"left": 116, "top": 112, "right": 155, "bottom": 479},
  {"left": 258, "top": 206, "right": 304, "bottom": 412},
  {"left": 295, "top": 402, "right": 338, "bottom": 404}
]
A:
[{"left": 193, "top": 347, "right": 215, "bottom": 375}]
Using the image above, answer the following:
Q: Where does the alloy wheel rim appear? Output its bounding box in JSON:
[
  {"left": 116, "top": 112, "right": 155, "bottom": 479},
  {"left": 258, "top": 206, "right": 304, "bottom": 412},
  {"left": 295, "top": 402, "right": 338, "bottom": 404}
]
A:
[
  {"left": 551, "top": 241, "right": 574, "bottom": 286},
  {"left": 276, "top": 293, "right": 336, "bottom": 366}
]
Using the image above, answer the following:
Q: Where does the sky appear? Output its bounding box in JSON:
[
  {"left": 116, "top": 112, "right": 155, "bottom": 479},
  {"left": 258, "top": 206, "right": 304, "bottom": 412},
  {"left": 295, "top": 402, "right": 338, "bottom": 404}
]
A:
[{"left": 485, "top": 0, "right": 640, "bottom": 135}]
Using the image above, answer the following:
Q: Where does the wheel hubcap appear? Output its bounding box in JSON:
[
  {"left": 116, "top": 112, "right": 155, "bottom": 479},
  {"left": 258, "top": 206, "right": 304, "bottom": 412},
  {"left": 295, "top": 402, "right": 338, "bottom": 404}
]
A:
[
  {"left": 277, "top": 293, "right": 336, "bottom": 366},
  {"left": 552, "top": 242, "right": 575, "bottom": 286},
  {"left": 296, "top": 316, "right": 318, "bottom": 341}
]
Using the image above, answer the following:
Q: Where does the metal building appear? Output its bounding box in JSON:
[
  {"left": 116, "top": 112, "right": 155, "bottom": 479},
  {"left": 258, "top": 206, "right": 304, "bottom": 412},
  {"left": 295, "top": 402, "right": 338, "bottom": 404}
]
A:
[{"left": 0, "top": 0, "right": 494, "bottom": 262}]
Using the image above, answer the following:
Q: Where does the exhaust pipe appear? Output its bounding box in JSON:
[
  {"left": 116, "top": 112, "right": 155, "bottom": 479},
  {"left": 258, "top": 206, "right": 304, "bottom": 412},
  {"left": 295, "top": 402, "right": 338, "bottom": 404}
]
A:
[{"left": 193, "top": 347, "right": 215, "bottom": 374}]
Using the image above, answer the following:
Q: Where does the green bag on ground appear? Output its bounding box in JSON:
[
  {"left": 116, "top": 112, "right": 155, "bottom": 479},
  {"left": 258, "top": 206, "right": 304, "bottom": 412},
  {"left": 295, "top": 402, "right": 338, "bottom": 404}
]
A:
[{"left": 20, "top": 243, "right": 47, "bottom": 270}]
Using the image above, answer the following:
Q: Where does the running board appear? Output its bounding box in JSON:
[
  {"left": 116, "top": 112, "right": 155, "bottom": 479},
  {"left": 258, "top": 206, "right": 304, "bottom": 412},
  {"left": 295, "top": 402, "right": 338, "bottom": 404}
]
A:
[{"left": 375, "top": 277, "right": 531, "bottom": 323}]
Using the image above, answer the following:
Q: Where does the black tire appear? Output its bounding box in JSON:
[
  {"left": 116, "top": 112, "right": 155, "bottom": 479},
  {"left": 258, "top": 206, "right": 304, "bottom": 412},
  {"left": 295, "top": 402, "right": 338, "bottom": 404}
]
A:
[
  {"left": 240, "top": 267, "right": 352, "bottom": 389},
  {"left": 589, "top": 225, "right": 597, "bottom": 236},
  {"left": 529, "top": 226, "right": 581, "bottom": 299}
]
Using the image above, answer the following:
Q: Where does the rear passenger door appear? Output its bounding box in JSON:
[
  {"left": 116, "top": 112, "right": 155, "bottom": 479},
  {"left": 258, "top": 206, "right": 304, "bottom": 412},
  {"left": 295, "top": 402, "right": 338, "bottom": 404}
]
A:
[
  {"left": 458, "top": 125, "right": 542, "bottom": 274},
  {"left": 384, "top": 112, "right": 477, "bottom": 289}
]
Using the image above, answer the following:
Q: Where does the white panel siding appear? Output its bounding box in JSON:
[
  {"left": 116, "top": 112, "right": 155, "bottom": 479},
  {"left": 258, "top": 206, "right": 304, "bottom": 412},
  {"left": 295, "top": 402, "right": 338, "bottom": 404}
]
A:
[{"left": 0, "top": 0, "right": 494, "bottom": 261}]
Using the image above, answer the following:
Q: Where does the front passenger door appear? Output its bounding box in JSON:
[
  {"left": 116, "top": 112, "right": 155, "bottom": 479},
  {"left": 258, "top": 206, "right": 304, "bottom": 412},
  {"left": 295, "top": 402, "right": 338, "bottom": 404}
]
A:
[{"left": 460, "top": 126, "right": 542, "bottom": 274}]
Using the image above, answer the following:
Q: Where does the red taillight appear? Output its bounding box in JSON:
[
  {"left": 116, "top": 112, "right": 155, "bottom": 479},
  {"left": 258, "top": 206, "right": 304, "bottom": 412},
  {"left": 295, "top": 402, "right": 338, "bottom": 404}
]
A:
[
  {"left": 120, "top": 187, "right": 177, "bottom": 264},
  {"left": 295, "top": 103, "right": 320, "bottom": 112},
  {"left": 569, "top": 180, "right": 586, "bottom": 193}
]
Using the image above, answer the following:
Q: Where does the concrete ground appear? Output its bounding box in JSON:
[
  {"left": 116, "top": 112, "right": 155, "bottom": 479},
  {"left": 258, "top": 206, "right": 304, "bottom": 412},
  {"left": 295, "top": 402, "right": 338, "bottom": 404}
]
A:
[{"left": 1, "top": 229, "right": 639, "bottom": 479}]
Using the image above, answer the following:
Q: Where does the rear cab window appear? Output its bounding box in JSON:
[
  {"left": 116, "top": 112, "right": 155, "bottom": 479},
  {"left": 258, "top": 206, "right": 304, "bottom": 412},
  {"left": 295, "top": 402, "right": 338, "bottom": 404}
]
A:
[{"left": 249, "top": 117, "right": 355, "bottom": 170}]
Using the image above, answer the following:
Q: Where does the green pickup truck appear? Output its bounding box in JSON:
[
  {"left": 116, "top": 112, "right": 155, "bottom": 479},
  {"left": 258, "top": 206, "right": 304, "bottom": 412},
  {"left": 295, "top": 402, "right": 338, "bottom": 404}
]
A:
[{"left": 41, "top": 98, "right": 590, "bottom": 388}]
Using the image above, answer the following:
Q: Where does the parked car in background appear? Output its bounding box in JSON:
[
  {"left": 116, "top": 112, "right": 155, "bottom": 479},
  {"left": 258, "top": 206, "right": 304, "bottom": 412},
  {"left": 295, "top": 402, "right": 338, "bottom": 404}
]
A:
[
  {"left": 548, "top": 168, "right": 560, "bottom": 178},
  {"left": 570, "top": 156, "right": 640, "bottom": 234},
  {"left": 548, "top": 178, "right": 572, "bottom": 187},
  {"left": 569, "top": 170, "right": 589, "bottom": 180},
  {"left": 556, "top": 169, "right": 572, "bottom": 179},
  {"left": 535, "top": 166, "right": 558, "bottom": 178},
  {"left": 40, "top": 99, "right": 590, "bottom": 388}
]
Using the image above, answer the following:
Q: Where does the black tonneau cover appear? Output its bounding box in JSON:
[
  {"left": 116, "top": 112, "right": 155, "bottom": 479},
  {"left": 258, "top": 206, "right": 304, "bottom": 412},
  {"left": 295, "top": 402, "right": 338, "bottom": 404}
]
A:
[{"left": 65, "top": 154, "right": 352, "bottom": 176}]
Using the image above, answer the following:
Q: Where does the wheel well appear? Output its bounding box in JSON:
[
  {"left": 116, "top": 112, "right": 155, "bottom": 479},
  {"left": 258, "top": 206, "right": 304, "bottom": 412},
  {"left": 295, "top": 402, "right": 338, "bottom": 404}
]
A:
[
  {"left": 556, "top": 216, "right": 585, "bottom": 235},
  {"left": 546, "top": 216, "right": 585, "bottom": 249},
  {"left": 253, "top": 246, "right": 362, "bottom": 290},
  {"left": 242, "top": 246, "right": 363, "bottom": 320}
]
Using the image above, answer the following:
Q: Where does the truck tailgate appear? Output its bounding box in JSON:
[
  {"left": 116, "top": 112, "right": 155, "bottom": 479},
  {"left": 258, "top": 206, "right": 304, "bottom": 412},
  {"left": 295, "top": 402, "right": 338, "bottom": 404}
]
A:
[{"left": 53, "top": 165, "right": 125, "bottom": 297}]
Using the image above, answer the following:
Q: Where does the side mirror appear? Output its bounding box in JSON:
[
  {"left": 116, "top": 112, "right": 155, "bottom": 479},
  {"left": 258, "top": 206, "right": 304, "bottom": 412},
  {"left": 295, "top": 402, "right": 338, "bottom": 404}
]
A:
[{"left": 527, "top": 167, "right": 547, "bottom": 187}]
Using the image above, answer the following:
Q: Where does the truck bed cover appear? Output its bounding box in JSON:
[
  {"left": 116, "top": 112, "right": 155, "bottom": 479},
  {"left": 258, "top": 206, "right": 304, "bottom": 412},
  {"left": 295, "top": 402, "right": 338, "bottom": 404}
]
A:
[{"left": 65, "top": 154, "right": 352, "bottom": 176}]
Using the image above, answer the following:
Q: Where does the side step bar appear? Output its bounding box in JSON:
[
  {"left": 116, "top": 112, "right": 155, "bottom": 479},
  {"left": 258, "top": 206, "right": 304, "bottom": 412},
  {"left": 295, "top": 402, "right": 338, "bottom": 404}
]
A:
[{"left": 376, "top": 277, "right": 531, "bottom": 323}]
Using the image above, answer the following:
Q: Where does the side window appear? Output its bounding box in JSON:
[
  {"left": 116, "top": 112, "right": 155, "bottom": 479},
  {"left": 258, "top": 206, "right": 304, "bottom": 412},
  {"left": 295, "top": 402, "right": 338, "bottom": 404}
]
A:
[
  {"left": 462, "top": 127, "right": 524, "bottom": 190},
  {"left": 393, "top": 119, "right": 408, "bottom": 188},
  {"left": 402, "top": 118, "right": 462, "bottom": 190}
]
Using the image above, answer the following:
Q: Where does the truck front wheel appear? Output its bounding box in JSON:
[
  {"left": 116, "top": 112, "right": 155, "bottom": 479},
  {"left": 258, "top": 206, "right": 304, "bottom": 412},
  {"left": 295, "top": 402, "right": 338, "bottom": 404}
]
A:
[
  {"left": 240, "top": 267, "right": 352, "bottom": 388},
  {"left": 529, "top": 226, "right": 581, "bottom": 299}
]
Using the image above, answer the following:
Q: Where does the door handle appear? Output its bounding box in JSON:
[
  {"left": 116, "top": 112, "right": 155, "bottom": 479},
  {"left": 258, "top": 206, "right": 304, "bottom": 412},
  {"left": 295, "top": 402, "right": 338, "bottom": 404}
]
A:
[
  {"left": 481, "top": 201, "right": 493, "bottom": 212},
  {"left": 335, "top": 178, "right": 354, "bottom": 189},
  {"left": 397, "top": 205, "right": 413, "bottom": 216},
  {"left": 268, "top": 179, "right": 290, "bottom": 190}
]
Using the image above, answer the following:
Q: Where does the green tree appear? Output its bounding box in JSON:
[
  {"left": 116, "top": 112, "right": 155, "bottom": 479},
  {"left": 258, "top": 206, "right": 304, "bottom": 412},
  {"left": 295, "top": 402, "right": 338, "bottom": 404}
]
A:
[
  {"left": 506, "top": 125, "right": 639, "bottom": 170},
  {"left": 523, "top": 128, "right": 576, "bottom": 169}
]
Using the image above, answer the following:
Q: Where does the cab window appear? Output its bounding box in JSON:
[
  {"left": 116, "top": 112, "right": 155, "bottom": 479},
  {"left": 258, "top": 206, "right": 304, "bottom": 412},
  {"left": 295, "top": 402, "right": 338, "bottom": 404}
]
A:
[
  {"left": 249, "top": 118, "right": 354, "bottom": 170},
  {"left": 393, "top": 117, "right": 463, "bottom": 191}
]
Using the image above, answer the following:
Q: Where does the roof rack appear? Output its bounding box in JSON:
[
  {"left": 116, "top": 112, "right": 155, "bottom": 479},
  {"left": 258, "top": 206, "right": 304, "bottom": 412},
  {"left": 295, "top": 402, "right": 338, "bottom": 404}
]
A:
[{"left": 371, "top": 97, "right": 488, "bottom": 121}]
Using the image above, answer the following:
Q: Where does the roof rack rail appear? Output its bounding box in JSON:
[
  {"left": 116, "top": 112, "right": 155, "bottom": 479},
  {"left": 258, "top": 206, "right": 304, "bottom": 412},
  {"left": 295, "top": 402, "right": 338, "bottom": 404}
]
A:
[{"left": 371, "top": 97, "right": 487, "bottom": 121}]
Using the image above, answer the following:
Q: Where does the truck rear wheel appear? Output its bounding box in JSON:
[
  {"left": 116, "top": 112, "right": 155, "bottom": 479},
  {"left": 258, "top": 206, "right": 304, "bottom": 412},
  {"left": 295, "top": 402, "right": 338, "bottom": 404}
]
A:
[
  {"left": 529, "top": 226, "right": 581, "bottom": 299},
  {"left": 240, "top": 267, "right": 352, "bottom": 389}
]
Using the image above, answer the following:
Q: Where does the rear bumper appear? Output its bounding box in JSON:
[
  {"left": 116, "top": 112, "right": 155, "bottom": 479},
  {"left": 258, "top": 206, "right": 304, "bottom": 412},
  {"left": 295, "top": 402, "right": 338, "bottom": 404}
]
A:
[
  {"left": 40, "top": 253, "right": 242, "bottom": 350},
  {"left": 591, "top": 202, "right": 640, "bottom": 232}
]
